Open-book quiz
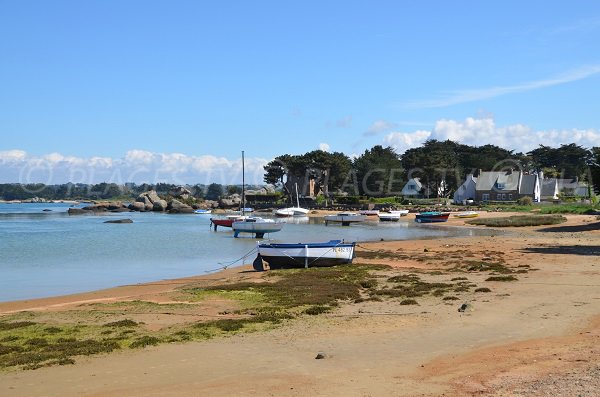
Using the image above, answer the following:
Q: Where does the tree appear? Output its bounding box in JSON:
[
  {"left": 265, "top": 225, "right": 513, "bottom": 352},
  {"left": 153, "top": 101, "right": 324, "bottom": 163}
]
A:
[
  {"left": 263, "top": 150, "right": 352, "bottom": 197},
  {"left": 401, "top": 140, "right": 461, "bottom": 198},
  {"left": 353, "top": 145, "right": 403, "bottom": 196},
  {"left": 528, "top": 144, "right": 591, "bottom": 179},
  {"left": 589, "top": 147, "right": 600, "bottom": 196},
  {"left": 205, "top": 183, "right": 224, "bottom": 201}
]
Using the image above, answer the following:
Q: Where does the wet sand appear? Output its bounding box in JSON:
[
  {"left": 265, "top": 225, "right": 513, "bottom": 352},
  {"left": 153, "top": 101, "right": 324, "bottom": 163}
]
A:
[{"left": 0, "top": 212, "right": 599, "bottom": 396}]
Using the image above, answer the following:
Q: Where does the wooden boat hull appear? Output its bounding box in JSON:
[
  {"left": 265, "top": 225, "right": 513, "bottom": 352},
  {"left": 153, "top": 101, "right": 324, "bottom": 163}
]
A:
[{"left": 257, "top": 240, "right": 355, "bottom": 269}]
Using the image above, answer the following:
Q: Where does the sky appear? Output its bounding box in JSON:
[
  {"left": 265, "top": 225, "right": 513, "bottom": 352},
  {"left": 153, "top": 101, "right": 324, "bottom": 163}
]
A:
[{"left": 1, "top": 0, "right": 599, "bottom": 185}]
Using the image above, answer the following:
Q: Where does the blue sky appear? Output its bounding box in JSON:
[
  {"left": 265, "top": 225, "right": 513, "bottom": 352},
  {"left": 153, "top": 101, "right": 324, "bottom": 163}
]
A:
[{"left": 1, "top": 1, "right": 599, "bottom": 184}]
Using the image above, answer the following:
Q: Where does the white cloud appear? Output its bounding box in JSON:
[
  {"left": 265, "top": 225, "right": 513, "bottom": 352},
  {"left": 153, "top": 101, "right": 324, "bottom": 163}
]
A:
[
  {"left": 383, "top": 130, "right": 432, "bottom": 153},
  {"left": 383, "top": 116, "right": 600, "bottom": 153},
  {"left": 403, "top": 64, "right": 600, "bottom": 108},
  {"left": 318, "top": 143, "right": 331, "bottom": 152},
  {"left": 0, "top": 150, "right": 270, "bottom": 185},
  {"left": 364, "top": 120, "right": 397, "bottom": 136}
]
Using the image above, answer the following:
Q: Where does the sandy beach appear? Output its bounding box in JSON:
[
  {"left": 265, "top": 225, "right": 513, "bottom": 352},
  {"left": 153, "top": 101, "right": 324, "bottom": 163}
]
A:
[{"left": 0, "top": 212, "right": 599, "bottom": 396}]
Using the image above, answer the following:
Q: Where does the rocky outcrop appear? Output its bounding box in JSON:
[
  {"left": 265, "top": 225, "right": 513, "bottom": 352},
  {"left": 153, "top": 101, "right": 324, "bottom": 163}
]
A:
[
  {"left": 152, "top": 199, "right": 168, "bottom": 212},
  {"left": 169, "top": 186, "right": 192, "bottom": 200},
  {"left": 136, "top": 190, "right": 166, "bottom": 212},
  {"left": 68, "top": 202, "right": 130, "bottom": 215},
  {"left": 128, "top": 202, "right": 146, "bottom": 212},
  {"left": 167, "top": 199, "right": 194, "bottom": 214}
]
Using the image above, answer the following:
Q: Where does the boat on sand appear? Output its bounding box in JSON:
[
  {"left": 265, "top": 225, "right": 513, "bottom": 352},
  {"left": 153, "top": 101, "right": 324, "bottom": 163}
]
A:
[{"left": 254, "top": 239, "right": 355, "bottom": 270}]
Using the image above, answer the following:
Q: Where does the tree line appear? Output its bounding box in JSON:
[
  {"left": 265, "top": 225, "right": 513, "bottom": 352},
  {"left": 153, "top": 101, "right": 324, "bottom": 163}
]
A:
[{"left": 264, "top": 141, "right": 600, "bottom": 198}]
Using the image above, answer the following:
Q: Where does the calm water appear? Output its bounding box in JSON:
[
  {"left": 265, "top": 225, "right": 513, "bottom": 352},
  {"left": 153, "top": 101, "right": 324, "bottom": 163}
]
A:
[{"left": 0, "top": 203, "right": 491, "bottom": 302}]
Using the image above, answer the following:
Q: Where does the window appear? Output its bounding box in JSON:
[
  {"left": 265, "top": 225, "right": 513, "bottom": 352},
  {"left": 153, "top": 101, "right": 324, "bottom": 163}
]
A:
[
  {"left": 482, "top": 193, "right": 490, "bottom": 201},
  {"left": 501, "top": 194, "right": 506, "bottom": 200},
  {"left": 496, "top": 182, "right": 505, "bottom": 189},
  {"left": 508, "top": 194, "right": 513, "bottom": 200},
  {"left": 408, "top": 184, "right": 415, "bottom": 191}
]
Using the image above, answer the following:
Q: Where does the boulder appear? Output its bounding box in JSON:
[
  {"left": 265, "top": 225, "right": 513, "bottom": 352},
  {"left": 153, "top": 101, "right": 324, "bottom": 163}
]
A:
[
  {"left": 146, "top": 190, "right": 161, "bottom": 204},
  {"left": 104, "top": 219, "right": 133, "bottom": 224},
  {"left": 169, "top": 186, "right": 192, "bottom": 200},
  {"left": 153, "top": 199, "right": 168, "bottom": 212},
  {"left": 110, "top": 207, "right": 131, "bottom": 213},
  {"left": 167, "top": 199, "right": 194, "bottom": 213},
  {"left": 128, "top": 202, "right": 146, "bottom": 212}
]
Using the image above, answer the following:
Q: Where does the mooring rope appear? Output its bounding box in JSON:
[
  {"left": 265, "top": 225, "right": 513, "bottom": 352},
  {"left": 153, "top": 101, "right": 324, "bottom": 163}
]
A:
[{"left": 205, "top": 246, "right": 259, "bottom": 273}]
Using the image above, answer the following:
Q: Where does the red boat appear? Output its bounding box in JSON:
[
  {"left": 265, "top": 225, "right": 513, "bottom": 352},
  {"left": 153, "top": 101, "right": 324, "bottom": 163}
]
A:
[{"left": 210, "top": 215, "right": 245, "bottom": 231}]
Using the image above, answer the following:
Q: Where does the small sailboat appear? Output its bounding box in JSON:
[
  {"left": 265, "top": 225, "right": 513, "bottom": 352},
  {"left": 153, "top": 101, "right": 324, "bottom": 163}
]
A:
[
  {"left": 232, "top": 151, "right": 283, "bottom": 238},
  {"left": 255, "top": 239, "right": 356, "bottom": 270},
  {"left": 232, "top": 216, "right": 284, "bottom": 238},
  {"left": 275, "top": 183, "right": 309, "bottom": 217}
]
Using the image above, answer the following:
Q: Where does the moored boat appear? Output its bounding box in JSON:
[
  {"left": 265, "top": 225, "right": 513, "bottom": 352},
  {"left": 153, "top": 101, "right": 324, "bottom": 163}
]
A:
[
  {"left": 359, "top": 209, "right": 380, "bottom": 216},
  {"left": 324, "top": 212, "right": 366, "bottom": 226},
  {"left": 194, "top": 209, "right": 212, "bottom": 214},
  {"left": 414, "top": 211, "right": 450, "bottom": 223},
  {"left": 378, "top": 212, "right": 401, "bottom": 221},
  {"left": 232, "top": 216, "right": 284, "bottom": 238},
  {"left": 210, "top": 214, "right": 246, "bottom": 231},
  {"left": 454, "top": 211, "right": 479, "bottom": 218},
  {"left": 390, "top": 209, "right": 409, "bottom": 216},
  {"left": 255, "top": 239, "right": 356, "bottom": 270},
  {"left": 275, "top": 183, "right": 309, "bottom": 217}
]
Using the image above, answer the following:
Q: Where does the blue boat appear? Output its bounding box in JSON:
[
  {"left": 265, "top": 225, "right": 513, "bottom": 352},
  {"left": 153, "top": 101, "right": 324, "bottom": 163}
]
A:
[
  {"left": 415, "top": 211, "right": 450, "bottom": 223},
  {"left": 255, "top": 240, "right": 355, "bottom": 270}
]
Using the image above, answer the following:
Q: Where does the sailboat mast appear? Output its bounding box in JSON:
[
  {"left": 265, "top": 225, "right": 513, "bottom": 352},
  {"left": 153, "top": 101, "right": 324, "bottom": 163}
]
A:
[{"left": 242, "top": 150, "right": 245, "bottom": 212}]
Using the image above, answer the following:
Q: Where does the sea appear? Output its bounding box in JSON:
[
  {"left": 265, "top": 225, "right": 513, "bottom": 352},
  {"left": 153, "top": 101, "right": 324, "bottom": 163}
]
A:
[{"left": 0, "top": 203, "right": 491, "bottom": 302}]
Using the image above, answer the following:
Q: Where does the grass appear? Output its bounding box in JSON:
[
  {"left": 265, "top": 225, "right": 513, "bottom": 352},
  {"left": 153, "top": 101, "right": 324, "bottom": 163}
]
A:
[
  {"left": 480, "top": 203, "right": 597, "bottom": 214},
  {"left": 485, "top": 275, "right": 518, "bottom": 282},
  {"left": 474, "top": 287, "right": 492, "bottom": 293},
  {"left": 466, "top": 215, "right": 567, "bottom": 227}
]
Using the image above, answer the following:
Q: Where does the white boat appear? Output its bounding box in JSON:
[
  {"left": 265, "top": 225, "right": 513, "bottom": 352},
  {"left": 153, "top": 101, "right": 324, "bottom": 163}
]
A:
[
  {"left": 255, "top": 240, "right": 356, "bottom": 270},
  {"left": 378, "top": 212, "right": 401, "bottom": 221},
  {"left": 323, "top": 212, "right": 366, "bottom": 226},
  {"left": 232, "top": 216, "right": 284, "bottom": 238},
  {"left": 194, "top": 209, "right": 212, "bottom": 214},
  {"left": 390, "top": 209, "right": 409, "bottom": 216},
  {"left": 359, "top": 209, "right": 380, "bottom": 216},
  {"left": 275, "top": 183, "right": 309, "bottom": 217},
  {"left": 454, "top": 211, "right": 479, "bottom": 218}
]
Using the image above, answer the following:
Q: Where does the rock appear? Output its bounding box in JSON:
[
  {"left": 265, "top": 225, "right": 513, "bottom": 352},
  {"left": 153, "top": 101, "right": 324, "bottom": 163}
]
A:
[
  {"left": 315, "top": 352, "right": 326, "bottom": 359},
  {"left": 104, "top": 219, "right": 133, "bottom": 224},
  {"left": 81, "top": 205, "right": 108, "bottom": 212},
  {"left": 152, "top": 199, "right": 168, "bottom": 212},
  {"left": 169, "top": 186, "right": 192, "bottom": 200},
  {"left": 67, "top": 208, "right": 88, "bottom": 215},
  {"left": 458, "top": 303, "right": 469, "bottom": 312},
  {"left": 110, "top": 207, "right": 131, "bottom": 213},
  {"left": 146, "top": 190, "right": 160, "bottom": 204},
  {"left": 107, "top": 203, "right": 123, "bottom": 211},
  {"left": 42, "top": 209, "right": 52, "bottom": 212},
  {"left": 129, "top": 202, "right": 146, "bottom": 212},
  {"left": 168, "top": 199, "right": 194, "bottom": 213}
]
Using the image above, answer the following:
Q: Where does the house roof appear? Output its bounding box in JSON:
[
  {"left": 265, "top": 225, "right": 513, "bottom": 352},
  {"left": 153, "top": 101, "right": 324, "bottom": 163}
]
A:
[
  {"left": 541, "top": 179, "right": 557, "bottom": 197},
  {"left": 556, "top": 178, "right": 586, "bottom": 190},
  {"left": 476, "top": 171, "right": 520, "bottom": 191},
  {"left": 519, "top": 174, "right": 537, "bottom": 195},
  {"left": 406, "top": 177, "right": 422, "bottom": 190}
]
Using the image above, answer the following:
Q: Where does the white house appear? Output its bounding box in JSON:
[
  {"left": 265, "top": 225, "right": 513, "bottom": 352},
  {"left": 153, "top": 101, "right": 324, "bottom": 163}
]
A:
[
  {"left": 453, "top": 174, "right": 477, "bottom": 204},
  {"left": 401, "top": 177, "right": 423, "bottom": 197}
]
